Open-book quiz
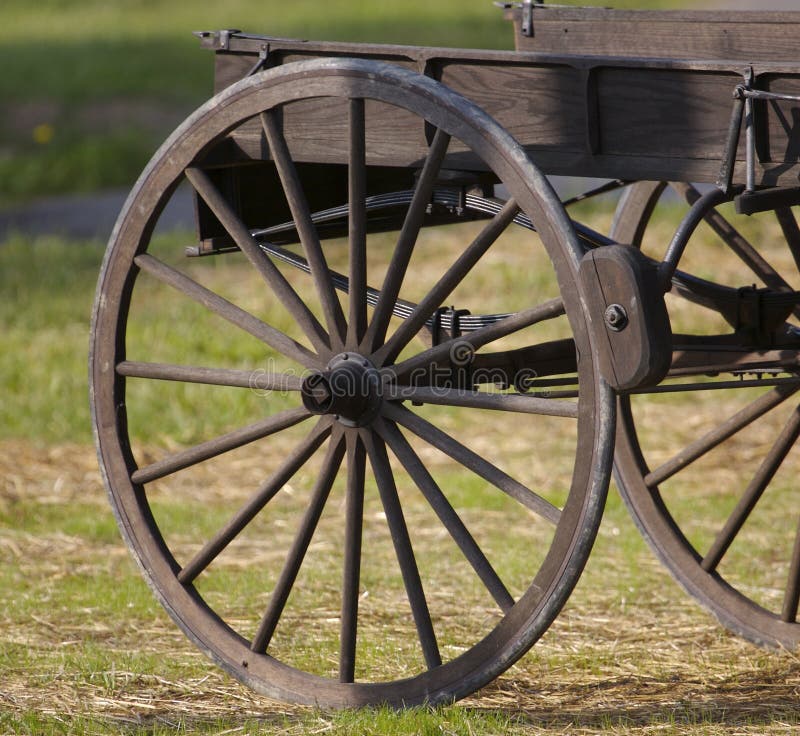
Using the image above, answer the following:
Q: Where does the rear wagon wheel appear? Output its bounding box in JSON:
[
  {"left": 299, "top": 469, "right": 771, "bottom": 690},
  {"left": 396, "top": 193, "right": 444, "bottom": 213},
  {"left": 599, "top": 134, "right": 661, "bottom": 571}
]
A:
[{"left": 613, "top": 180, "right": 800, "bottom": 649}]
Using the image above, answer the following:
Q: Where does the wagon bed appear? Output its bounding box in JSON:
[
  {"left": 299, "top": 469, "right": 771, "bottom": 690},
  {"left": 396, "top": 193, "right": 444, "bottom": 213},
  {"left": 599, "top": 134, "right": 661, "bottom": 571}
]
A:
[{"left": 199, "top": 11, "right": 800, "bottom": 187}]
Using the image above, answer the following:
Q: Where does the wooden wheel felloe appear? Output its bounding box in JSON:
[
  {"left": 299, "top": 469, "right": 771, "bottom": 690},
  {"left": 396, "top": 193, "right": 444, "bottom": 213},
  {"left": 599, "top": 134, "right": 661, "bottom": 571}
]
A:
[
  {"left": 90, "top": 58, "right": 613, "bottom": 706},
  {"left": 612, "top": 181, "right": 800, "bottom": 649}
]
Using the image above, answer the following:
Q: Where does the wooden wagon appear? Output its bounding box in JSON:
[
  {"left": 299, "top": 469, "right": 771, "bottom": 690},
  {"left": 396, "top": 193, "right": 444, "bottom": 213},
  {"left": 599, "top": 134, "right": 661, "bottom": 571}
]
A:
[{"left": 89, "top": 2, "right": 800, "bottom": 706}]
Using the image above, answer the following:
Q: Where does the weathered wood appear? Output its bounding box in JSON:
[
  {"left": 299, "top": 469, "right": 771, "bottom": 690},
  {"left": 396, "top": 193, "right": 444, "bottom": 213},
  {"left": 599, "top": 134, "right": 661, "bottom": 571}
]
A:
[
  {"left": 198, "top": 31, "right": 800, "bottom": 188},
  {"left": 504, "top": 6, "right": 800, "bottom": 62}
]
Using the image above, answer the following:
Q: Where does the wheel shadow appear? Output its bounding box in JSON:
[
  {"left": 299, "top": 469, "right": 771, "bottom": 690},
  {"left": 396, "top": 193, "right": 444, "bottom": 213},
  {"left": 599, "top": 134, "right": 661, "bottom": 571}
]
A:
[{"left": 474, "top": 661, "right": 800, "bottom": 730}]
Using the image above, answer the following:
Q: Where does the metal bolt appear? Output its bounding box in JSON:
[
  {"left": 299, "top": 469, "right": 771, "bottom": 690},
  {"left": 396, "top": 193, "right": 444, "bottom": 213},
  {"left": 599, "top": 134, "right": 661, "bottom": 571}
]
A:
[
  {"left": 604, "top": 303, "right": 628, "bottom": 332},
  {"left": 301, "top": 372, "right": 333, "bottom": 413},
  {"left": 308, "top": 373, "right": 331, "bottom": 401}
]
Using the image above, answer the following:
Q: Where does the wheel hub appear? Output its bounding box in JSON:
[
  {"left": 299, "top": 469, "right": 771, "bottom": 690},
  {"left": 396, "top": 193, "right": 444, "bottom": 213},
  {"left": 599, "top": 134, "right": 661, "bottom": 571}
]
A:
[{"left": 301, "top": 353, "right": 382, "bottom": 427}]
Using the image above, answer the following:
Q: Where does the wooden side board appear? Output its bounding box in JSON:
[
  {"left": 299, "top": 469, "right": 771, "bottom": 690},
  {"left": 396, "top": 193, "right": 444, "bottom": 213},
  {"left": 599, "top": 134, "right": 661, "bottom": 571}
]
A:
[
  {"left": 503, "top": 6, "right": 800, "bottom": 62},
  {"left": 197, "top": 30, "right": 800, "bottom": 187}
]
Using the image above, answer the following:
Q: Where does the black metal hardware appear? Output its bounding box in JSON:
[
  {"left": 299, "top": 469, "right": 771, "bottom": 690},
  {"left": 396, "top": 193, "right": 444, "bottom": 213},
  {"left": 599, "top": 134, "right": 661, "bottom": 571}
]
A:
[
  {"left": 246, "top": 43, "right": 270, "bottom": 76},
  {"left": 735, "top": 186, "right": 800, "bottom": 216},
  {"left": 604, "top": 304, "right": 629, "bottom": 332}
]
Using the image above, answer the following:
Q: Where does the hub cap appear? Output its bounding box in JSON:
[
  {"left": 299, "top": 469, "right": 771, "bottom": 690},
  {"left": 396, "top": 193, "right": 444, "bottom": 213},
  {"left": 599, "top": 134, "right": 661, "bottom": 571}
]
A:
[{"left": 301, "top": 352, "right": 382, "bottom": 427}]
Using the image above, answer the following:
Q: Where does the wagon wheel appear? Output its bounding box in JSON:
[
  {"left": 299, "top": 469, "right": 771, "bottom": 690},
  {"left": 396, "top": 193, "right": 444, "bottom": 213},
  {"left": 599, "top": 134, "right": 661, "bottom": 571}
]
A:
[
  {"left": 612, "top": 180, "right": 800, "bottom": 648},
  {"left": 90, "top": 58, "right": 613, "bottom": 706}
]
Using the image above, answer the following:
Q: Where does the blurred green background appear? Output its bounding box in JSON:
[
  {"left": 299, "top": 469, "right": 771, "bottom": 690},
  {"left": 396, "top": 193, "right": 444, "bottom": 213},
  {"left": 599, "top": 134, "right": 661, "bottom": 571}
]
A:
[{"left": 1, "top": 0, "right": 693, "bottom": 207}]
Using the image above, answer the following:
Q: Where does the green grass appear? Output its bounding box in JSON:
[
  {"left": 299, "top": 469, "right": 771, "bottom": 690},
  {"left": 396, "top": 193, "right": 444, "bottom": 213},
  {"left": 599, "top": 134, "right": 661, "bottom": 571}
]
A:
[
  {"left": 0, "top": 236, "right": 103, "bottom": 443},
  {"left": 0, "top": 0, "right": 512, "bottom": 205},
  {"left": 0, "top": 707, "right": 518, "bottom": 736}
]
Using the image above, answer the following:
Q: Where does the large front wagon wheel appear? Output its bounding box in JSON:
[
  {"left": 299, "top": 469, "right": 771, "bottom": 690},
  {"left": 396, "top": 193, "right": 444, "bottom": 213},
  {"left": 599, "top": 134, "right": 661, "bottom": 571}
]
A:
[{"left": 90, "top": 59, "right": 613, "bottom": 706}]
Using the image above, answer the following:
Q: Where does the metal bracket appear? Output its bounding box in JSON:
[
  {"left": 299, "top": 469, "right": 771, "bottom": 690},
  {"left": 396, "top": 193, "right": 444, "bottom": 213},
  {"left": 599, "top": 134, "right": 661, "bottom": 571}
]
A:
[
  {"left": 429, "top": 307, "right": 474, "bottom": 390},
  {"left": 217, "top": 29, "right": 242, "bottom": 50},
  {"left": 716, "top": 67, "right": 753, "bottom": 194},
  {"left": 718, "top": 67, "right": 800, "bottom": 196},
  {"left": 522, "top": 0, "right": 534, "bottom": 37},
  {"left": 743, "top": 67, "right": 756, "bottom": 193},
  {"left": 731, "top": 285, "right": 797, "bottom": 344},
  {"left": 494, "top": 0, "right": 541, "bottom": 37},
  {"left": 246, "top": 43, "right": 270, "bottom": 76}
]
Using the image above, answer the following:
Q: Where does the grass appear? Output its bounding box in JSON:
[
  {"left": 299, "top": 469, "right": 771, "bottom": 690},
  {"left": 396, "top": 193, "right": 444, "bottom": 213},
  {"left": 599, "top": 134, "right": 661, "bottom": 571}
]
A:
[
  {"left": 3, "top": 439, "right": 800, "bottom": 734},
  {"left": 1, "top": 0, "right": 513, "bottom": 206},
  {"left": 0, "top": 235, "right": 103, "bottom": 443}
]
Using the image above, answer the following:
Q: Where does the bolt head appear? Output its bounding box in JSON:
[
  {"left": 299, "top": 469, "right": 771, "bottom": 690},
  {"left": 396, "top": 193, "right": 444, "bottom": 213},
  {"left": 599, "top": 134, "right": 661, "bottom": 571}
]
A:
[{"left": 604, "top": 303, "right": 628, "bottom": 332}]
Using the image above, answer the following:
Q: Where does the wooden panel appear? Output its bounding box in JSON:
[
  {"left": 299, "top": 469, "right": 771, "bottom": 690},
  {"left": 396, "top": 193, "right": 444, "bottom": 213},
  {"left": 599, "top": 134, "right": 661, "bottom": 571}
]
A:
[
  {"left": 214, "top": 51, "right": 255, "bottom": 93},
  {"left": 597, "top": 68, "right": 739, "bottom": 160},
  {"left": 438, "top": 61, "right": 585, "bottom": 155},
  {"left": 214, "top": 48, "right": 418, "bottom": 96},
  {"left": 507, "top": 7, "right": 800, "bottom": 61},
  {"left": 223, "top": 97, "right": 429, "bottom": 169},
  {"left": 760, "top": 74, "right": 800, "bottom": 168},
  {"left": 520, "top": 149, "right": 732, "bottom": 185},
  {"left": 283, "top": 96, "right": 428, "bottom": 167}
]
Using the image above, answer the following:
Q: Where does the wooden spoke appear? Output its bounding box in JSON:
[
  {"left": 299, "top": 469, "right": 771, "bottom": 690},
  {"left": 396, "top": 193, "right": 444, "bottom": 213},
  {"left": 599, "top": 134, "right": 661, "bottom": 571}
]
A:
[
  {"left": 132, "top": 407, "right": 310, "bottom": 485},
  {"left": 116, "top": 360, "right": 302, "bottom": 392},
  {"left": 252, "top": 429, "right": 346, "bottom": 653},
  {"left": 340, "top": 431, "right": 366, "bottom": 683},
  {"left": 387, "top": 385, "right": 578, "bottom": 419},
  {"left": 383, "top": 402, "right": 561, "bottom": 524},
  {"left": 177, "top": 418, "right": 333, "bottom": 585},
  {"left": 185, "top": 167, "right": 332, "bottom": 354},
  {"left": 364, "top": 128, "right": 451, "bottom": 352},
  {"left": 644, "top": 383, "right": 800, "bottom": 489},
  {"left": 702, "top": 406, "right": 800, "bottom": 572},
  {"left": 376, "top": 418, "right": 515, "bottom": 613},
  {"left": 133, "top": 253, "right": 321, "bottom": 369},
  {"left": 261, "top": 111, "right": 347, "bottom": 348},
  {"left": 259, "top": 240, "right": 425, "bottom": 329},
  {"left": 387, "top": 298, "right": 565, "bottom": 378},
  {"left": 775, "top": 207, "right": 800, "bottom": 277},
  {"left": 783, "top": 516, "right": 800, "bottom": 623},
  {"left": 374, "top": 198, "right": 521, "bottom": 365},
  {"left": 362, "top": 429, "right": 442, "bottom": 670},
  {"left": 347, "top": 98, "right": 368, "bottom": 350}
]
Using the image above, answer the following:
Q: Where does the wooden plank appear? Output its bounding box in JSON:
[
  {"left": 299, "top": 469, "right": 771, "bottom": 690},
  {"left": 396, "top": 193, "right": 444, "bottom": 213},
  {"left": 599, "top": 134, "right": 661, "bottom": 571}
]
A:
[
  {"left": 438, "top": 61, "right": 585, "bottom": 155},
  {"left": 597, "top": 68, "right": 740, "bottom": 160},
  {"left": 506, "top": 7, "right": 800, "bottom": 62}
]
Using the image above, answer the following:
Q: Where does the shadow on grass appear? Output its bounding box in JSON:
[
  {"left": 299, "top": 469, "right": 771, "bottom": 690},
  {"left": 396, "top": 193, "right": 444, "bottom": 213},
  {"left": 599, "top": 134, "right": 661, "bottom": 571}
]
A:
[{"left": 474, "top": 662, "right": 800, "bottom": 731}]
